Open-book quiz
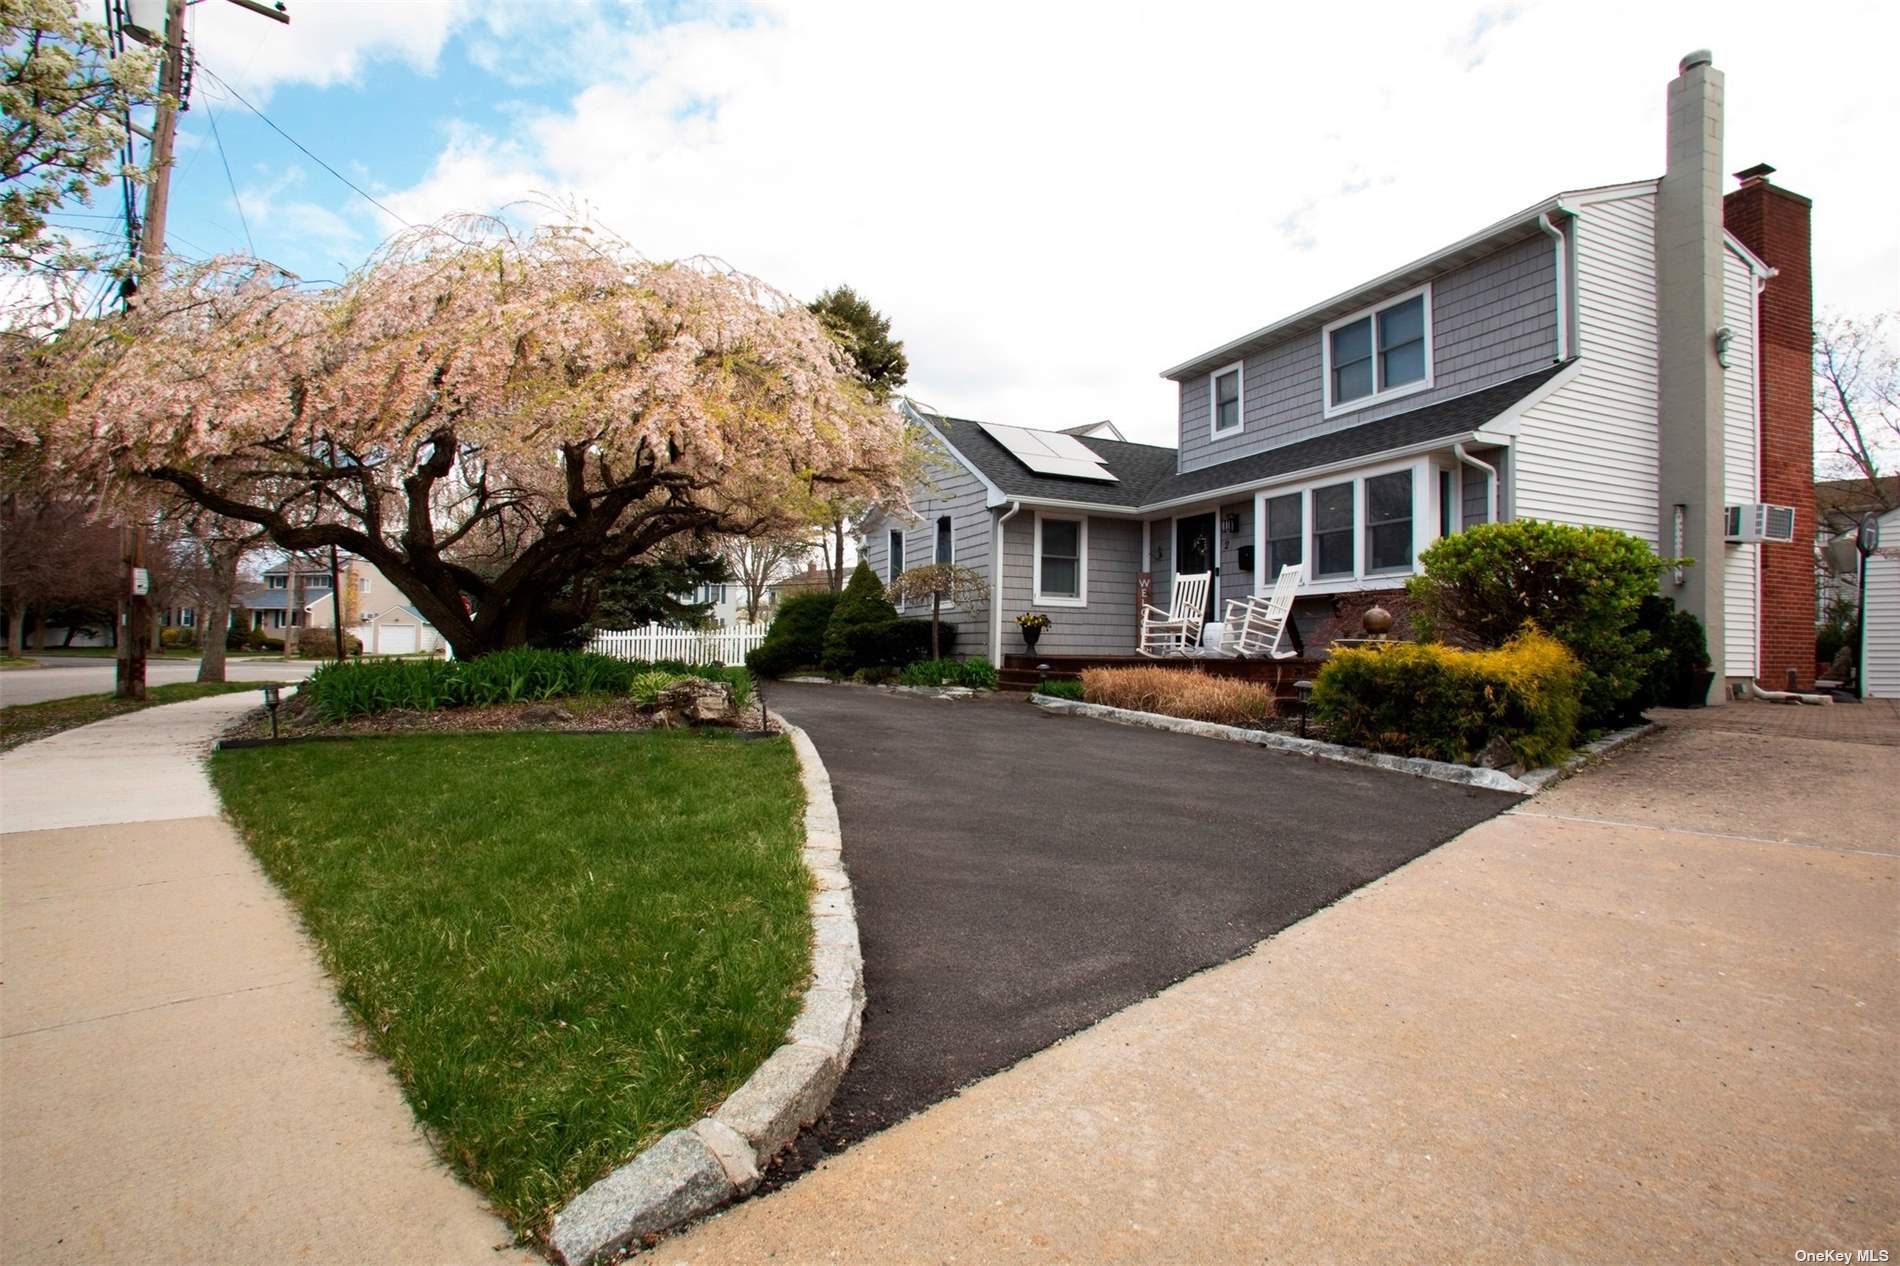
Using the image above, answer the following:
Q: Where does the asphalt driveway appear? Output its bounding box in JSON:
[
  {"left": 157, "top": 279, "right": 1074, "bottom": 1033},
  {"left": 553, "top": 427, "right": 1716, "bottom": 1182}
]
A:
[{"left": 764, "top": 682, "right": 1516, "bottom": 1183}]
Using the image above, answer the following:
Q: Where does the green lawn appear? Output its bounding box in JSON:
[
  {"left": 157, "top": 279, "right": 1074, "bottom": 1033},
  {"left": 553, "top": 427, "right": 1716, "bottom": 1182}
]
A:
[
  {"left": 210, "top": 731, "right": 811, "bottom": 1235},
  {"left": 0, "top": 680, "right": 285, "bottom": 753}
]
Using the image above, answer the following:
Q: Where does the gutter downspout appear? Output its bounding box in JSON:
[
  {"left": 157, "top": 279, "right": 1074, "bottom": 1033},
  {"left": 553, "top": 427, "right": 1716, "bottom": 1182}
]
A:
[
  {"left": 1537, "top": 206, "right": 1572, "bottom": 360},
  {"left": 991, "top": 500, "right": 1022, "bottom": 669},
  {"left": 1453, "top": 443, "right": 1499, "bottom": 526}
]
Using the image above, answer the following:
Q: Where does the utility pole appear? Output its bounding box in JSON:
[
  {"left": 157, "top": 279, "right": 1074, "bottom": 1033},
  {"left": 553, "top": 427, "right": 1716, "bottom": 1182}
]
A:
[{"left": 114, "top": 0, "right": 288, "bottom": 699}]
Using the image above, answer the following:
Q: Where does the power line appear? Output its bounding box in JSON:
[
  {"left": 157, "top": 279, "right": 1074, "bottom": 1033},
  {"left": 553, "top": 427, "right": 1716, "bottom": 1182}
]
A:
[
  {"left": 204, "top": 99, "right": 256, "bottom": 255},
  {"left": 196, "top": 63, "right": 413, "bottom": 229}
]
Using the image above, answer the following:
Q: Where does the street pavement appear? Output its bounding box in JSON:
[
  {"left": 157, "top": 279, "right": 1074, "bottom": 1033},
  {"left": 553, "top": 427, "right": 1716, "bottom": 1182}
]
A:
[{"left": 0, "top": 656, "right": 321, "bottom": 707}]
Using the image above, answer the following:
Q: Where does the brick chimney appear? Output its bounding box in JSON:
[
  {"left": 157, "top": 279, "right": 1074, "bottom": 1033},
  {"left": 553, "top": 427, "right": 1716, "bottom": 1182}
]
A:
[
  {"left": 1657, "top": 49, "right": 1729, "bottom": 700},
  {"left": 1724, "top": 164, "right": 1817, "bottom": 689}
]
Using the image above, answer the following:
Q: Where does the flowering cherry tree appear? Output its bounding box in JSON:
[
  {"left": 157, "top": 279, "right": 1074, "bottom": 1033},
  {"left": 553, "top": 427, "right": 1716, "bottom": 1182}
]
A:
[{"left": 38, "top": 220, "right": 908, "bottom": 656}]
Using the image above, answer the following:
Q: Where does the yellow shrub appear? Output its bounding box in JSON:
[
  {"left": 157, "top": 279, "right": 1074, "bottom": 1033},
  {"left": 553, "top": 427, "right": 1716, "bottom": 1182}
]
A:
[
  {"left": 1080, "top": 666, "right": 1276, "bottom": 727},
  {"left": 1309, "top": 629, "right": 1582, "bottom": 767}
]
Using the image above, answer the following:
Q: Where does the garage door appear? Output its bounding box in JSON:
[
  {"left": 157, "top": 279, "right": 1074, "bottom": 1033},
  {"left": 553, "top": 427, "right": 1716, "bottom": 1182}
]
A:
[{"left": 377, "top": 624, "right": 419, "bottom": 655}]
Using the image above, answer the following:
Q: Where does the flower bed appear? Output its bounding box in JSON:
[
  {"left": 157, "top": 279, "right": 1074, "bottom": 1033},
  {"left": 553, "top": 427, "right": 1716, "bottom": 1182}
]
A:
[{"left": 304, "top": 647, "right": 750, "bottom": 721}]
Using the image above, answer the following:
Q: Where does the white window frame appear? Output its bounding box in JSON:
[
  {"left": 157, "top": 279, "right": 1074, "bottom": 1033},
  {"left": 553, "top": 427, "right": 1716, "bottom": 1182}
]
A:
[
  {"left": 1320, "top": 282, "right": 1434, "bottom": 418},
  {"left": 1032, "top": 512, "right": 1088, "bottom": 607},
  {"left": 1209, "top": 360, "right": 1245, "bottom": 439},
  {"left": 934, "top": 513, "right": 955, "bottom": 567},
  {"left": 886, "top": 528, "right": 905, "bottom": 589},
  {"left": 1239, "top": 454, "right": 1430, "bottom": 596}
]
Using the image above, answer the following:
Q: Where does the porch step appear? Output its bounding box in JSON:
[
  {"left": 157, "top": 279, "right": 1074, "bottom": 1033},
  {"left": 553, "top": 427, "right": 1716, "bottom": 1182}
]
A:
[{"left": 998, "top": 665, "right": 1079, "bottom": 694}]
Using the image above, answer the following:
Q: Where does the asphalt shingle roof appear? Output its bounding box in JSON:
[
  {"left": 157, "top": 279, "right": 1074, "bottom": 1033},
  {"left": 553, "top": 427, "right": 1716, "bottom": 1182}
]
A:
[{"left": 922, "top": 361, "right": 1572, "bottom": 512}]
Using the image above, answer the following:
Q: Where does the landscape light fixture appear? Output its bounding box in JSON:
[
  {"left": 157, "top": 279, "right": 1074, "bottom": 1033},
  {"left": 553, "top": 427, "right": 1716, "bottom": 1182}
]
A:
[
  {"left": 262, "top": 683, "right": 282, "bottom": 740},
  {"left": 1293, "top": 679, "right": 1314, "bottom": 738}
]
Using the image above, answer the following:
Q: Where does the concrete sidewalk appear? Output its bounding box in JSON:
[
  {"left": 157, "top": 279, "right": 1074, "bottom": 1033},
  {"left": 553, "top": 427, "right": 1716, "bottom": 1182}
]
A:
[
  {"left": 668, "top": 705, "right": 1900, "bottom": 1264},
  {"left": 0, "top": 693, "right": 527, "bottom": 1265}
]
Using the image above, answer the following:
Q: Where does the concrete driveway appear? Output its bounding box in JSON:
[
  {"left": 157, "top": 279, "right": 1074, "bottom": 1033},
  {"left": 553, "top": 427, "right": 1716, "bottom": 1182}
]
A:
[
  {"left": 670, "top": 696, "right": 1898, "bottom": 1263},
  {"left": 0, "top": 656, "right": 320, "bottom": 707},
  {"left": 761, "top": 682, "right": 1517, "bottom": 1184}
]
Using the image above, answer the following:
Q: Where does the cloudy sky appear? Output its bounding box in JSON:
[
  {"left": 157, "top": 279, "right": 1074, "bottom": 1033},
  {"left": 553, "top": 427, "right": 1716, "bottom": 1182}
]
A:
[{"left": 143, "top": 0, "right": 1897, "bottom": 448}]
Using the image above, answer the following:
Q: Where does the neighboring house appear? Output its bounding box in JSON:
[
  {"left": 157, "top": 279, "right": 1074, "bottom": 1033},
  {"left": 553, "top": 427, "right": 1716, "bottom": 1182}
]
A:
[
  {"left": 682, "top": 581, "right": 769, "bottom": 628},
  {"left": 1861, "top": 506, "right": 1900, "bottom": 699},
  {"left": 240, "top": 558, "right": 446, "bottom": 655},
  {"left": 1816, "top": 475, "right": 1899, "bottom": 616},
  {"left": 861, "top": 50, "right": 1816, "bottom": 700}
]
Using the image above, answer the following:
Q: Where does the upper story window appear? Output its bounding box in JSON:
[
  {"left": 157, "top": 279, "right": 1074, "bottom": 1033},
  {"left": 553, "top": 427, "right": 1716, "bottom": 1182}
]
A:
[
  {"left": 266, "top": 575, "right": 288, "bottom": 589},
  {"left": 1323, "top": 285, "right": 1432, "bottom": 415},
  {"left": 887, "top": 529, "right": 905, "bottom": 587},
  {"left": 935, "top": 515, "right": 953, "bottom": 565},
  {"left": 1210, "top": 362, "right": 1244, "bottom": 437}
]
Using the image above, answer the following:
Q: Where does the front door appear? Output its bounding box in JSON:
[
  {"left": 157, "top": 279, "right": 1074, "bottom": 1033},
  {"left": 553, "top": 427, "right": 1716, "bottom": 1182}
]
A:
[{"left": 1174, "top": 513, "right": 1219, "bottom": 624}]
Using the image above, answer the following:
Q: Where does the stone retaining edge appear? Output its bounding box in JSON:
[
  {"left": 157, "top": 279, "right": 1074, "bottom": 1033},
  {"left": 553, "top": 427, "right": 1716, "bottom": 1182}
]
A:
[
  {"left": 1029, "top": 694, "right": 1535, "bottom": 794},
  {"left": 546, "top": 712, "right": 863, "bottom": 1266},
  {"left": 1030, "top": 695, "right": 1662, "bottom": 797}
]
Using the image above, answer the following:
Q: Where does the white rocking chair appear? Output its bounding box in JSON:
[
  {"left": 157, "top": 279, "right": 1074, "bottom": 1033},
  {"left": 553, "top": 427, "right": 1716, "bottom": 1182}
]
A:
[
  {"left": 1219, "top": 563, "right": 1303, "bottom": 659},
  {"left": 1138, "top": 571, "right": 1212, "bottom": 657}
]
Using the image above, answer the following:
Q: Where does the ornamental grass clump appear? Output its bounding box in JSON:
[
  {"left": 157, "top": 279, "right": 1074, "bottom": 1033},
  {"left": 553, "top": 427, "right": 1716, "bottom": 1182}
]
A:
[
  {"left": 1079, "top": 666, "right": 1277, "bottom": 727},
  {"left": 896, "top": 657, "right": 999, "bottom": 689},
  {"left": 1310, "top": 629, "right": 1582, "bottom": 769}
]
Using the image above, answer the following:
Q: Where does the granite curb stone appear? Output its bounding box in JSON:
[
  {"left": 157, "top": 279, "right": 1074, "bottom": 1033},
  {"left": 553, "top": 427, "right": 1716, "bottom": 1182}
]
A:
[
  {"left": 545, "top": 711, "right": 863, "bottom": 1264},
  {"left": 1030, "top": 695, "right": 1660, "bottom": 797}
]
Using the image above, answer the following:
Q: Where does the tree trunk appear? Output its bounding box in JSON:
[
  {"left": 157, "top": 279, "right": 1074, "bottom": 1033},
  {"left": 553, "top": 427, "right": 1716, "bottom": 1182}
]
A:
[
  {"left": 196, "top": 545, "right": 239, "bottom": 683},
  {"left": 931, "top": 593, "right": 941, "bottom": 660},
  {"left": 830, "top": 515, "right": 845, "bottom": 592},
  {"left": 5, "top": 606, "right": 24, "bottom": 659},
  {"left": 30, "top": 606, "right": 46, "bottom": 652}
]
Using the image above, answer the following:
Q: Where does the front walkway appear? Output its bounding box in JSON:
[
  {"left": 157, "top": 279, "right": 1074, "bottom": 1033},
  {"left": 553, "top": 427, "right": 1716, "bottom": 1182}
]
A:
[
  {"left": 0, "top": 693, "right": 529, "bottom": 1265},
  {"left": 669, "top": 700, "right": 1899, "bottom": 1262}
]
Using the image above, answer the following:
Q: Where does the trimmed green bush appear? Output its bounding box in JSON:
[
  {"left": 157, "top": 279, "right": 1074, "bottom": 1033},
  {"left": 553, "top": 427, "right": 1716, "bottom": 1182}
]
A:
[
  {"left": 1310, "top": 629, "right": 1582, "bottom": 769},
  {"left": 822, "top": 562, "right": 900, "bottom": 674},
  {"left": 1409, "top": 520, "right": 1670, "bottom": 728},
  {"left": 304, "top": 649, "right": 750, "bottom": 721},
  {"left": 746, "top": 592, "right": 838, "bottom": 679},
  {"left": 889, "top": 618, "right": 956, "bottom": 664},
  {"left": 897, "top": 657, "right": 998, "bottom": 689},
  {"left": 1035, "top": 678, "right": 1084, "bottom": 700},
  {"left": 1636, "top": 595, "right": 1711, "bottom": 708}
]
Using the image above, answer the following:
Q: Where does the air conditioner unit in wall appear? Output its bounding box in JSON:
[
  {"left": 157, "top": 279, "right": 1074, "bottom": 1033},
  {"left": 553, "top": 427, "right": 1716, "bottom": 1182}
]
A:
[{"left": 1724, "top": 503, "right": 1797, "bottom": 544}]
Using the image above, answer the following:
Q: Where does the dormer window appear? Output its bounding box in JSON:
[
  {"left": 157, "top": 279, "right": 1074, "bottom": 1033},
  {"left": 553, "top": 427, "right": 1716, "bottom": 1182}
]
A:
[
  {"left": 1323, "top": 285, "right": 1432, "bottom": 414},
  {"left": 1210, "top": 362, "right": 1244, "bottom": 437}
]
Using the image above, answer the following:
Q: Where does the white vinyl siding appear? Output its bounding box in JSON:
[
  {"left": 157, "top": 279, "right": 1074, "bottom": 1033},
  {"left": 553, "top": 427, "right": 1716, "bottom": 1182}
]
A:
[
  {"left": 1721, "top": 245, "right": 1760, "bottom": 680},
  {"left": 1862, "top": 509, "right": 1900, "bottom": 698},
  {"left": 1514, "top": 191, "right": 1662, "bottom": 543}
]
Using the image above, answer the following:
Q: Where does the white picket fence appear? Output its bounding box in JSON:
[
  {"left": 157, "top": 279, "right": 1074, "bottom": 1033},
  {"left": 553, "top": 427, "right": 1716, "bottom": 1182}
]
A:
[{"left": 589, "top": 623, "right": 769, "bottom": 666}]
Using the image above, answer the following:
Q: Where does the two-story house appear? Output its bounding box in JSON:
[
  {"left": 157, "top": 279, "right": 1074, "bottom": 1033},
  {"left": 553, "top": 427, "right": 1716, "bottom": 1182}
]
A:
[
  {"left": 860, "top": 50, "right": 1815, "bottom": 703},
  {"left": 242, "top": 558, "right": 446, "bottom": 655}
]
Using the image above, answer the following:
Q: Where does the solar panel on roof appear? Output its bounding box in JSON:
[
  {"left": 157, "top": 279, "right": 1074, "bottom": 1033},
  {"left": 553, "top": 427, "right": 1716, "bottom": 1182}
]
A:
[{"left": 978, "top": 421, "right": 1119, "bottom": 482}]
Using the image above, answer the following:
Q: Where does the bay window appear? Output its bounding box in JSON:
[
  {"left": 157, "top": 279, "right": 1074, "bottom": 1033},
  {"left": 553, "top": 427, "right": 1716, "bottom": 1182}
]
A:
[
  {"left": 1265, "top": 492, "right": 1302, "bottom": 581},
  {"left": 1312, "top": 482, "right": 1355, "bottom": 578},
  {"left": 1365, "top": 470, "right": 1414, "bottom": 572}
]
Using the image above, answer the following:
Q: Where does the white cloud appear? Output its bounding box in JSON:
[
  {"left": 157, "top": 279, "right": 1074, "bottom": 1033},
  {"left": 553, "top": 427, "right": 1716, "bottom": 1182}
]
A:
[
  {"left": 366, "top": 1, "right": 1900, "bottom": 443},
  {"left": 184, "top": 0, "right": 469, "bottom": 99}
]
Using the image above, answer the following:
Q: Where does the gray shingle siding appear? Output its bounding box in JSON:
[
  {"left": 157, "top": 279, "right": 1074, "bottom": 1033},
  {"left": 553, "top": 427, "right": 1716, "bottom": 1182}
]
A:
[
  {"left": 859, "top": 434, "right": 994, "bottom": 657},
  {"left": 1001, "top": 512, "right": 1142, "bottom": 657},
  {"left": 1177, "top": 234, "right": 1559, "bottom": 473}
]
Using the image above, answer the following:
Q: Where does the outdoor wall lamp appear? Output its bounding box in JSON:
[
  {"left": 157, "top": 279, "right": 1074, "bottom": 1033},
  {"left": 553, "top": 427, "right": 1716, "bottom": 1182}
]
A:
[
  {"left": 1222, "top": 511, "right": 1241, "bottom": 535},
  {"left": 1713, "top": 325, "right": 1733, "bottom": 369}
]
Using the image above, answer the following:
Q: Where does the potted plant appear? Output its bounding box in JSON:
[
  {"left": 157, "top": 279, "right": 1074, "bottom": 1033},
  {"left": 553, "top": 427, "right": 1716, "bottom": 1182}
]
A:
[{"left": 1016, "top": 611, "right": 1051, "bottom": 651}]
